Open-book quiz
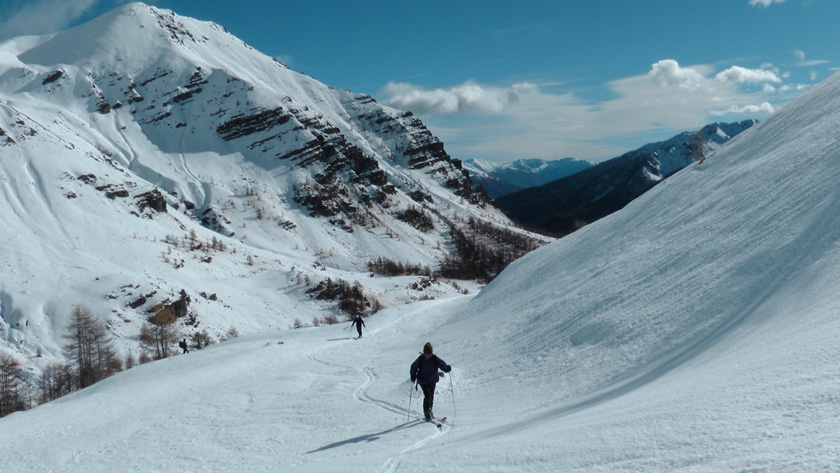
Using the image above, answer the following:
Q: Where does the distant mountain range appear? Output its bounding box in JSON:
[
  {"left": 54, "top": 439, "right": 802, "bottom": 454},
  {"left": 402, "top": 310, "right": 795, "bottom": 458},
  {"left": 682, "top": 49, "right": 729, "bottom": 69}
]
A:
[
  {"left": 463, "top": 157, "right": 595, "bottom": 198},
  {"left": 494, "top": 120, "right": 758, "bottom": 235}
]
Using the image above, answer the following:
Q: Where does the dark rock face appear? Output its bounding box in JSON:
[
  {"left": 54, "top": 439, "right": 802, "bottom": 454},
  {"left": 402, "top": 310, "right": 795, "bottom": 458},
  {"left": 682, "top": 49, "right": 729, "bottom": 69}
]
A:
[
  {"left": 136, "top": 189, "right": 167, "bottom": 213},
  {"left": 0, "top": 126, "right": 15, "bottom": 145},
  {"left": 349, "top": 104, "right": 485, "bottom": 205},
  {"left": 168, "top": 290, "right": 191, "bottom": 318},
  {"left": 42, "top": 70, "right": 64, "bottom": 85},
  {"left": 216, "top": 107, "right": 293, "bottom": 141}
]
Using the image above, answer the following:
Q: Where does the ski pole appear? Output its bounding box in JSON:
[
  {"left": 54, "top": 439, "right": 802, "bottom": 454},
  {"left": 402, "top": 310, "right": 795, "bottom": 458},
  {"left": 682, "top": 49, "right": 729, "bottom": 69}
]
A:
[
  {"left": 407, "top": 380, "right": 416, "bottom": 422},
  {"left": 449, "top": 372, "right": 457, "bottom": 418}
]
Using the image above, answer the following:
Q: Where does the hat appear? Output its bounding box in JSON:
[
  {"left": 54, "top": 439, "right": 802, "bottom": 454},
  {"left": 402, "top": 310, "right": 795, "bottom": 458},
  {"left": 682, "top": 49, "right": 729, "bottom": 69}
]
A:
[{"left": 423, "top": 342, "right": 433, "bottom": 354}]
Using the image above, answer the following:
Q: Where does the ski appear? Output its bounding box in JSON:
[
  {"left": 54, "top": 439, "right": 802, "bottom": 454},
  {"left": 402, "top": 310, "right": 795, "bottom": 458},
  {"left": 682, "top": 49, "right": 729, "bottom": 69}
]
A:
[{"left": 427, "top": 416, "right": 446, "bottom": 428}]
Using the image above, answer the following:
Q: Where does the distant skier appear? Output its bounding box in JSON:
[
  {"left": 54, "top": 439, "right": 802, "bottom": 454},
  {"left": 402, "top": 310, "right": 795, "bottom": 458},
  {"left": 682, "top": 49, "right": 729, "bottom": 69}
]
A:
[
  {"left": 350, "top": 314, "right": 365, "bottom": 338},
  {"left": 179, "top": 338, "right": 189, "bottom": 354},
  {"left": 410, "top": 342, "right": 451, "bottom": 421}
]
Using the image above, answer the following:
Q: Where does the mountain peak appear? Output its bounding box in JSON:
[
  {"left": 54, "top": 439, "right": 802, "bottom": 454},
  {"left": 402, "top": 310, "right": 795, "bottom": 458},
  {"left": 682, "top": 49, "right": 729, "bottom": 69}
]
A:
[{"left": 14, "top": 2, "right": 234, "bottom": 71}]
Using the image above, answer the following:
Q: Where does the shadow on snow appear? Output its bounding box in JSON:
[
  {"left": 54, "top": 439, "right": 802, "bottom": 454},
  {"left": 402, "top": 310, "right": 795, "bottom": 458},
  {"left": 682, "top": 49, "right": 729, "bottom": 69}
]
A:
[{"left": 305, "top": 420, "right": 424, "bottom": 454}]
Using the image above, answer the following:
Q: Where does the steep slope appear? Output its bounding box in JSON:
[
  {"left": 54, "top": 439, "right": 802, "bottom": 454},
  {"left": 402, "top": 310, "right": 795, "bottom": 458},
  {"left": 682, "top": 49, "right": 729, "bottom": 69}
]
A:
[
  {"left": 1, "top": 70, "right": 839, "bottom": 472},
  {"left": 463, "top": 157, "right": 594, "bottom": 198},
  {"left": 496, "top": 120, "right": 756, "bottom": 235},
  {"left": 0, "top": 3, "right": 541, "bottom": 371},
  {"left": 455, "top": 73, "right": 840, "bottom": 411}
]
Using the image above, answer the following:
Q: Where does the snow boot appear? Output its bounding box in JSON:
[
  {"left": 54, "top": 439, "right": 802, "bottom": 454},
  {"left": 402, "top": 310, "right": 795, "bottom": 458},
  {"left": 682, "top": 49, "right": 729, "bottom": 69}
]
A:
[{"left": 424, "top": 409, "right": 431, "bottom": 421}]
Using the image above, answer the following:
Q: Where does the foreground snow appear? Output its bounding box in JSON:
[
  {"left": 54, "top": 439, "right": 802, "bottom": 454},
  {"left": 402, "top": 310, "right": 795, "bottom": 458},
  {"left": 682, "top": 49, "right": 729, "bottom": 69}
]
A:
[{"left": 2, "top": 273, "right": 839, "bottom": 472}]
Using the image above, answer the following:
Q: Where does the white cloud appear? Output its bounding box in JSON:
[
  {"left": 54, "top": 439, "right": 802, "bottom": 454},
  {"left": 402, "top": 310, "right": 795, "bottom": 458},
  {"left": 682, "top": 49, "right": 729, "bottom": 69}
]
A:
[
  {"left": 715, "top": 66, "right": 782, "bottom": 85},
  {"left": 380, "top": 80, "right": 539, "bottom": 115},
  {"left": 379, "top": 59, "right": 796, "bottom": 162},
  {"left": 779, "top": 83, "right": 811, "bottom": 92},
  {"left": 711, "top": 103, "right": 775, "bottom": 116},
  {"left": 648, "top": 60, "right": 707, "bottom": 90},
  {"left": 0, "top": 0, "right": 119, "bottom": 39},
  {"left": 791, "top": 49, "right": 829, "bottom": 67},
  {"left": 796, "top": 59, "right": 830, "bottom": 67},
  {"left": 748, "top": 0, "right": 787, "bottom": 7}
]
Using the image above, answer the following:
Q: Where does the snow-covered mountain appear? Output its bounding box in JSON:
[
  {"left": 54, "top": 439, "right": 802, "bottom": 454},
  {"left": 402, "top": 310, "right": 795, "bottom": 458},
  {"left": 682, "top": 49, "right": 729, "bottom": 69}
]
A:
[
  {"left": 497, "top": 120, "right": 756, "bottom": 235},
  {"left": 2, "top": 51, "right": 839, "bottom": 473},
  {"left": 0, "top": 3, "right": 542, "bottom": 371},
  {"left": 463, "top": 157, "right": 594, "bottom": 198}
]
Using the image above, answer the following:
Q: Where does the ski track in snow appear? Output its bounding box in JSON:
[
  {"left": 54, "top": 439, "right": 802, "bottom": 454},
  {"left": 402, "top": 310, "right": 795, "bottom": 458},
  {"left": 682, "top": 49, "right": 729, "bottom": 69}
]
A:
[{"left": 305, "top": 346, "right": 451, "bottom": 473}]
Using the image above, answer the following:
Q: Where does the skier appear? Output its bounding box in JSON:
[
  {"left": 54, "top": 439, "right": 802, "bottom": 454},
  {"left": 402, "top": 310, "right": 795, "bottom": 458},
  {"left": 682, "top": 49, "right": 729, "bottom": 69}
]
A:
[
  {"left": 350, "top": 314, "right": 365, "bottom": 338},
  {"left": 410, "top": 342, "right": 451, "bottom": 421},
  {"left": 179, "top": 338, "right": 189, "bottom": 354}
]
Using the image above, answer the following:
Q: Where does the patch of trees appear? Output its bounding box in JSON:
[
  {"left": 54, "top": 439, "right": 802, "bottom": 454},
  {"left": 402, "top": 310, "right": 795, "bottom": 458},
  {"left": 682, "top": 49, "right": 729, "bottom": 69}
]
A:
[
  {"left": 139, "top": 306, "right": 182, "bottom": 361},
  {"left": 63, "top": 304, "right": 121, "bottom": 390},
  {"left": 35, "top": 304, "right": 122, "bottom": 408},
  {"left": 367, "top": 258, "right": 432, "bottom": 277},
  {"left": 395, "top": 206, "right": 435, "bottom": 232},
  {"left": 0, "top": 353, "right": 30, "bottom": 417},
  {"left": 438, "top": 224, "right": 505, "bottom": 281},
  {"left": 466, "top": 217, "right": 543, "bottom": 254},
  {"left": 6, "top": 301, "right": 234, "bottom": 417},
  {"left": 305, "top": 277, "right": 381, "bottom": 316},
  {"left": 368, "top": 218, "right": 544, "bottom": 283},
  {"left": 438, "top": 218, "right": 537, "bottom": 282}
]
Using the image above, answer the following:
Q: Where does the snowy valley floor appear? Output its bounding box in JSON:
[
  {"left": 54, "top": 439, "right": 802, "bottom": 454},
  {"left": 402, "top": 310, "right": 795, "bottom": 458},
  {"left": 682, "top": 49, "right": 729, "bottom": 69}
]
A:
[{"left": 2, "top": 282, "right": 840, "bottom": 472}]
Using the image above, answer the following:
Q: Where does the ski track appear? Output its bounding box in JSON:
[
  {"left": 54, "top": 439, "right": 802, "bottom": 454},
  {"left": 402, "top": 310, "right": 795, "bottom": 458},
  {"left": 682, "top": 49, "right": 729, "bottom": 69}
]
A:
[{"left": 305, "top": 343, "right": 451, "bottom": 473}]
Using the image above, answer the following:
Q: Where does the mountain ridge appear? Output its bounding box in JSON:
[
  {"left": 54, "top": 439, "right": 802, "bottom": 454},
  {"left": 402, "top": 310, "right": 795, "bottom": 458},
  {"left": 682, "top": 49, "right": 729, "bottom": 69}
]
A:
[
  {"left": 495, "top": 120, "right": 757, "bottom": 235},
  {"left": 463, "top": 157, "right": 595, "bottom": 198}
]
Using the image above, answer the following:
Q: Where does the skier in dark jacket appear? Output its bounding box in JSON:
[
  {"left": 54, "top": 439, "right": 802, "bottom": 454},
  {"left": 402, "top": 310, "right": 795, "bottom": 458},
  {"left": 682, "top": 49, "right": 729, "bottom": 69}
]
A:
[
  {"left": 410, "top": 342, "right": 451, "bottom": 421},
  {"left": 350, "top": 314, "right": 365, "bottom": 338}
]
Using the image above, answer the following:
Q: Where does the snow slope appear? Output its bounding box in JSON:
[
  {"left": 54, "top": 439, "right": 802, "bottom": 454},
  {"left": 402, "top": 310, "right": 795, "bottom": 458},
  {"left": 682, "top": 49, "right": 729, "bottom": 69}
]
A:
[{"left": 2, "top": 54, "right": 840, "bottom": 473}]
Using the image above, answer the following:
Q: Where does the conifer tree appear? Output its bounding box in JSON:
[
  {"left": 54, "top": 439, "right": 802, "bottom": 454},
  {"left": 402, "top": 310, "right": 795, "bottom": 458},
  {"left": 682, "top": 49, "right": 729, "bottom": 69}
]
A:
[
  {"left": 63, "top": 304, "right": 120, "bottom": 390},
  {"left": 0, "top": 353, "right": 24, "bottom": 417}
]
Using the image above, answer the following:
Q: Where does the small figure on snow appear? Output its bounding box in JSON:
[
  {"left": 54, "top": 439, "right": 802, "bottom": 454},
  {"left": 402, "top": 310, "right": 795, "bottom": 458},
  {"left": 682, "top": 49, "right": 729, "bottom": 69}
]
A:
[
  {"left": 410, "top": 342, "right": 451, "bottom": 421},
  {"left": 350, "top": 314, "right": 365, "bottom": 338},
  {"left": 179, "top": 338, "right": 189, "bottom": 354}
]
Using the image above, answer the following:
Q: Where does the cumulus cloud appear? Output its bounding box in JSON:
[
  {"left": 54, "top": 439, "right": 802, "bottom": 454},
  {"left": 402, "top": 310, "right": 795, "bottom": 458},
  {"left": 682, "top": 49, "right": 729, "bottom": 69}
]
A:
[
  {"left": 715, "top": 66, "right": 782, "bottom": 85},
  {"left": 0, "top": 0, "right": 118, "bottom": 39},
  {"left": 380, "top": 80, "right": 539, "bottom": 115},
  {"left": 748, "top": 0, "right": 787, "bottom": 7},
  {"left": 648, "top": 60, "right": 707, "bottom": 90},
  {"left": 648, "top": 60, "right": 781, "bottom": 88}
]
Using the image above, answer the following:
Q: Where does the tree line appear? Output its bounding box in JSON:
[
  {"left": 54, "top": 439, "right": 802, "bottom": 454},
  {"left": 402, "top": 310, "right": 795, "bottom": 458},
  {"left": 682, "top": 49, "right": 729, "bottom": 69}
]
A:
[{"left": 0, "top": 303, "right": 228, "bottom": 418}]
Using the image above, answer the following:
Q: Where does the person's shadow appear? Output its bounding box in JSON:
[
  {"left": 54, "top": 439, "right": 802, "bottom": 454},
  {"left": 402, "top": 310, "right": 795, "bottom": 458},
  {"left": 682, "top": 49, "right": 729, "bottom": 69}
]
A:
[{"left": 305, "top": 420, "right": 423, "bottom": 454}]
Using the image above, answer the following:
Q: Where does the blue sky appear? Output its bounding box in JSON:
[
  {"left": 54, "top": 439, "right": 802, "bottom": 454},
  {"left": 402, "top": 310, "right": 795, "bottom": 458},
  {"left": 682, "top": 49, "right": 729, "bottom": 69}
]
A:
[{"left": 1, "top": 0, "right": 837, "bottom": 163}]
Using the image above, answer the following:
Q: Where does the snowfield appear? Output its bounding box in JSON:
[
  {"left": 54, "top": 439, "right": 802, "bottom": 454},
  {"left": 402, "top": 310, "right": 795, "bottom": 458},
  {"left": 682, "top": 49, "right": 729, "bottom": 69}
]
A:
[{"left": 3, "top": 4, "right": 840, "bottom": 472}]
